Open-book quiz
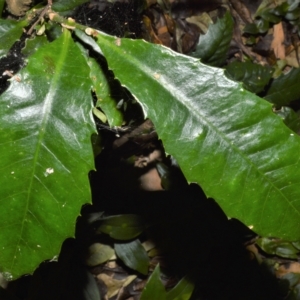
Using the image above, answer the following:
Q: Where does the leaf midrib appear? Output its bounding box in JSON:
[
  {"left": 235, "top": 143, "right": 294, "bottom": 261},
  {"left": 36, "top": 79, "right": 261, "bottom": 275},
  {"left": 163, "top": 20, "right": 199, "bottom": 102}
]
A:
[
  {"left": 11, "top": 30, "right": 70, "bottom": 271},
  {"left": 99, "top": 35, "right": 300, "bottom": 222}
]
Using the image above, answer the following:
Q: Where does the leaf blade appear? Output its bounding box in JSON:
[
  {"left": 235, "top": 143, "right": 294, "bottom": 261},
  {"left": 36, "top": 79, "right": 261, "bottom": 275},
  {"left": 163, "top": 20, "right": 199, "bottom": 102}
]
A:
[
  {"left": 95, "top": 32, "right": 300, "bottom": 240},
  {"left": 225, "top": 61, "right": 273, "bottom": 94},
  {"left": 166, "top": 276, "right": 194, "bottom": 300},
  {"left": 97, "top": 214, "right": 145, "bottom": 240},
  {"left": 0, "top": 29, "right": 95, "bottom": 277},
  {"left": 140, "top": 264, "right": 166, "bottom": 300},
  {"left": 0, "top": 19, "right": 28, "bottom": 58},
  {"left": 52, "top": 0, "right": 89, "bottom": 12},
  {"left": 115, "top": 239, "right": 149, "bottom": 275},
  {"left": 190, "top": 11, "right": 234, "bottom": 66},
  {"left": 89, "top": 57, "right": 123, "bottom": 126},
  {"left": 264, "top": 68, "right": 300, "bottom": 106}
]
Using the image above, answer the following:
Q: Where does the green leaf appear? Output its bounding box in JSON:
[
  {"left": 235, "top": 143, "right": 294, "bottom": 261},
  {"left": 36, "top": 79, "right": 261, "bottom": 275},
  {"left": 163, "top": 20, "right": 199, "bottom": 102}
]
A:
[
  {"left": 274, "top": 3, "right": 289, "bottom": 15},
  {"left": 256, "top": 18, "right": 270, "bottom": 33},
  {"left": 114, "top": 239, "right": 149, "bottom": 275},
  {"left": 275, "top": 107, "right": 300, "bottom": 134},
  {"left": 243, "top": 23, "right": 260, "bottom": 35},
  {"left": 97, "top": 214, "right": 145, "bottom": 240},
  {"left": 285, "top": 8, "right": 300, "bottom": 20},
  {"left": 74, "top": 29, "right": 123, "bottom": 126},
  {"left": 74, "top": 29, "right": 103, "bottom": 55},
  {"left": 0, "top": 19, "right": 28, "bottom": 58},
  {"left": 85, "top": 243, "right": 115, "bottom": 267},
  {"left": 288, "top": 0, "right": 300, "bottom": 11},
  {"left": 225, "top": 61, "right": 273, "bottom": 94},
  {"left": 0, "top": 29, "right": 95, "bottom": 278},
  {"left": 0, "top": 0, "right": 5, "bottom": 17},
  {"left": 89, "top": 57, "right": 123, "bottom": 126},
  {"left": 245, "top": 16, "right": 270, "bottom": 35},
  {"left": 275, "top": 243, "right": 299, "bottom": 259},
  {"left": 166, "top": 276, "right": 194, "bottom": 300},
  {"left": 44, "top": 22, "right": 63, "bottom": 41},
  {"left": 281, "top": 274, "right": 300, "bottom": 299},
  {"left": 190, "top": 11, "right": 234, "bottom": 67},
  {"left": 264, "top": 68, "right": 300, "bottom": 107},
  {"left": 282, "top": 272, "right": 300, "bottom": 288},
  {"left": 140, "top": 264, "right": 166, "bottom": 300},
  {"left": 259, "top": 9, "right": 281, "bottom": 23},
  {"left": 21, "top": 35, "right": 49, "bottom": 57},
  {"left": 52, "top": 0, "right": 89, "bottom": 12},
  {"left": 94, "top": 31, "right": 300, "bottom": 240},
  {"left": 257, "top": 238, "right": 299, "bottom": 259},
  {"left": 292, "top": 240, "right": 300, "bottom": 250}
]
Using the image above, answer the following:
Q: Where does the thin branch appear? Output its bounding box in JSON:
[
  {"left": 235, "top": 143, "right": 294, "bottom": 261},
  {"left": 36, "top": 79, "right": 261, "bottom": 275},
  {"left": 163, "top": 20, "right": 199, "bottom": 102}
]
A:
[{"left": 27, "top": 0, "right": 52, "bottom": 35}]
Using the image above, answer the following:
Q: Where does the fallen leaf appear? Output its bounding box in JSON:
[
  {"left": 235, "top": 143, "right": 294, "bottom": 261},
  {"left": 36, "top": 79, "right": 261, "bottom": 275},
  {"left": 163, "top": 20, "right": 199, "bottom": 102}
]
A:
[
  {"left": 276, "top": 262, "right": 300, "bottom": 277},
  {"left": 271, "top": 22, "right": 285, "bottom": 59}
]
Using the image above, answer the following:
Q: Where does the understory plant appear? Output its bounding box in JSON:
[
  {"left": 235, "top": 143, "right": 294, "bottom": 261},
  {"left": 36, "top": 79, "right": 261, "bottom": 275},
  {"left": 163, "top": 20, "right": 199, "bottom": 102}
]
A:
[{"left": 0, "top": 0, "right": 300, "bottom": 282}]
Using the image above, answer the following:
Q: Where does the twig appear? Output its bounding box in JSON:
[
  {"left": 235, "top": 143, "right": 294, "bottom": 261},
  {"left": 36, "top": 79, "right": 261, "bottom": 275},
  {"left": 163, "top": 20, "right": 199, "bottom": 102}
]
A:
[
  {"left": 113, "top": 119, "right": 157, "bottom": 149},
  {"left": 27, "top": 0, "right": 52, "bottom": 35}
]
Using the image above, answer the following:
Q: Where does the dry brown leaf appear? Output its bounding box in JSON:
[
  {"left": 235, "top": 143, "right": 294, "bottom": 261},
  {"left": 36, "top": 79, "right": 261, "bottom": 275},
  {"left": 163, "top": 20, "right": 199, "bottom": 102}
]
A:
[
  {"left": 142, "top": 15, "right": 163, "bottom": 45},
  {"left": 6, "top": 0, "right": 32, "bottom": 16},
  {"left": 97, "top": 273, "right": 127, "bottom": 298},
  {"left": 139, "top": 167, "right": 163, "bottom": 191},
  {"left": 276, "top": 262, "right": 300, "bottom": 277},
  {"left": 271, "top": 22, "right": 285, "bottom": 59},
  {"left": 155, "top": 14, "right": 172, "bottom": 47},
  {"left": 186, "top": 13, "right": 212, "bottom": 34},
  {"left": 146, "top": 0, "right": 157, "bottom": 7}
]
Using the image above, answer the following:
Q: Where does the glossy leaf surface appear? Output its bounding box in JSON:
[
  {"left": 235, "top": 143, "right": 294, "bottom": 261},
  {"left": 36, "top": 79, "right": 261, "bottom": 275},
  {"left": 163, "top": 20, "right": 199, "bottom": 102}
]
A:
[
  {"left": 190, "top": 11, "right": 233, "bottom": 66},
  {"left": 95, "top": 31, "right": 300, "bottom": 240},
  {"left": 0, "top": 30, "right": 95, "bottom": 277},
  {"left": 115, "top": 239, "right": 149, "bottom": 275},
  {"left": 0, "top": 19, "right": 28, "bottom": 58}
]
